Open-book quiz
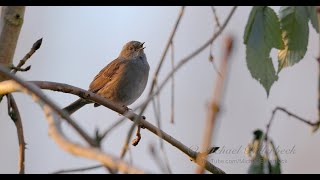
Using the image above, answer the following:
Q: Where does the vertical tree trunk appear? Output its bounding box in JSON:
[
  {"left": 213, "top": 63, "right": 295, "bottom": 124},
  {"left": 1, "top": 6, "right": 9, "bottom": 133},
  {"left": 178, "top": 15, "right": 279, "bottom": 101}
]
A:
[{"left": 0, "top": 6, "right": 25, "bottom": 81}]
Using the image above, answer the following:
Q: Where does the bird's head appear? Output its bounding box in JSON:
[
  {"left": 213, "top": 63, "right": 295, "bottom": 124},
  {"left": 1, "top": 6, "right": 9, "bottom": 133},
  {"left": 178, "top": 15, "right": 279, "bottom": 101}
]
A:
[{"left": 119, "top": 41, "right": 146, "bottom": 60}]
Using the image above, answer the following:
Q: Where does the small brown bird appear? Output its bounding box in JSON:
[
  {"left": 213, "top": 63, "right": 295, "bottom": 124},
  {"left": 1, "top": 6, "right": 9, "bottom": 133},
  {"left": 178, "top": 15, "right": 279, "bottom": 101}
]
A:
[{"left": 63, "top": 41, "right": 150, "bottom": 114}]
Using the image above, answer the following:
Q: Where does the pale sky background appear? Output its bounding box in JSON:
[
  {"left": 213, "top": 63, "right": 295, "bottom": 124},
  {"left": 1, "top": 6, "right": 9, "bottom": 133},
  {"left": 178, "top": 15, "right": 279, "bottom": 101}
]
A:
[{"left": 0, "top": 6, "right": 320, "bottom": 174}]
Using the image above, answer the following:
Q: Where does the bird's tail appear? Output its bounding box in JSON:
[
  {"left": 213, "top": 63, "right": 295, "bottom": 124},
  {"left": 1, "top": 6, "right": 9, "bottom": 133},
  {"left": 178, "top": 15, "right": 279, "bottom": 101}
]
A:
[{"left": 63, "top": 98, "right": 90, "bottom": 115}]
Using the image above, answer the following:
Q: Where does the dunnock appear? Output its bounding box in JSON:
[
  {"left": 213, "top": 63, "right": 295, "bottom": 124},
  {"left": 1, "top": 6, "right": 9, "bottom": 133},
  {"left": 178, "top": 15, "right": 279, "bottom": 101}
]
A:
[{"left": 64, "top": 41, "right": 149, "bottom": 114}]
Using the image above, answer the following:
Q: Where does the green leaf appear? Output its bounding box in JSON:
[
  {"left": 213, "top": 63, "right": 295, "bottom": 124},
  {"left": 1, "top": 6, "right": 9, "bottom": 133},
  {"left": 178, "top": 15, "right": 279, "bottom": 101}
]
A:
[
  {"left": 244, "top": 7, "right": 284, "bottom": 48},
  {"left": 307, "top": 6, "right": 319, "bottom": 33},
  {"left": 244, "top": 6, "right": 282, "bottom": 95},
  {"left": 278, "top": 6, "right": 309, "bottom": 72},
  {"left": 244, "top": 6, "right": 260, "bottom": 44},
  {"left": 247, "top": 49, "right": 278, "bottom": 96},
  {"left": 264, "top": 7, "right": 285, "bottom": 49}
]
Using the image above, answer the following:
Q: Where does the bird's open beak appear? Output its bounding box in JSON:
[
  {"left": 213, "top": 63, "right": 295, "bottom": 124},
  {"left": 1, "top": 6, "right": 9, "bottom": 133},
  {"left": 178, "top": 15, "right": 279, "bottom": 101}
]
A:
[{"left": 139, "top": 42, "right": 146, "bottom": 51}]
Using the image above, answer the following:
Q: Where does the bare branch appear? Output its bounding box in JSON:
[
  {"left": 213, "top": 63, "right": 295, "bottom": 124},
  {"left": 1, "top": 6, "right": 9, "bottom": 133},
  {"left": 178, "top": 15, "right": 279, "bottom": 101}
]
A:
[
  {"left": 0, "top": 67, "right": 98, "bottom": 148},
  {"left": 210, "top": 6, "right": 221, "bottom": 29},
  {"left": 0, "top": 6, "right": 25, "bottom": 81},
  {"left": 170, "top": 42, "right": 175, "bottom": 124},
  {"left": 151, "top": 97, "right": 172, "bottom": 173},
  {"left": 208, "top": 6, "right": 222, "bottom": 76},
  {"left": 11, "top": 38, "right": 42, "bottom": 74},
  {"left": 264, "top": 106, "right": 320, "bottom": 166},
  {"left": 196, "top": 36, "right": 234, "bottom": 174},
  {"left": 1, "top": 80, "right": 226, "bottom": 174},
  {"left": 0, "top": 66, "right": 146, "bottom": 174},
  {"left": 6, "top": 94, "right": 25, "bottom": 174},
  {"left": 148, "top": 6, "right": 185, "bottom": 97},
  {"left": 52, "top": 164, "right": 103, "bottom": 174},
  {"left": 265, "top": 107, "right": 320, "bottom": 140},
  {"left": 10, "top": 65, "right": 31, "bottom": 72}
]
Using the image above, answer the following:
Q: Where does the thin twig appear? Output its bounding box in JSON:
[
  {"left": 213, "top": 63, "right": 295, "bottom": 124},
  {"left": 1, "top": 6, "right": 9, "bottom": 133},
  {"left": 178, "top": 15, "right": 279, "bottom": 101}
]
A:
[
  {"left": 209, "top": 6, "right": 222, "bottom": 77},
  {"left": 148, "top": 6, "right": 185, "bottom": 97},
  {"left": 0, "top": 67, "right": 146, "bottom": 174},
  {"left": 7, "top": 80, "right": 226, "bottom": 174},
  {"left": 11, "top": 38, "right": 42, "bottom": 74},
  {"left": 3, "top": 38, "right": 42, "bottom": 174},
  {"left": 210, "top": 6, "right": 221, "bottom": 28},
  {"left": 170, "top": 42, "right": 175, "bottom": 124},
  {"left": 152, "top": 96, "right": 172, "bottom": 173},
  {"left": 52, "top": 164, "right": 103, "bottom": 174},
  {"left": 120, "top": 114, "right": 143, "bottom": 159},
  {"left": 128, "top": 146, "right": 133, "bottom": 166},
  {"left": 195, "top": 36, "right": 234, "bottom": 174},
  {"left": 6, "top": 94, "right": 25, "bottom": 174},
  {"left": 149, "top": 143, "right": 171, "bottom": 173},
  {"left": 264, "top": 106, "right": 320, "bottom": 173},
  {"left": 266, "top": 107, "right": 320, "bottom": 139},
  {"left": 10, "top": 65, "right": 31, "bottom": 72},
  {"left": 152, "top": 73, "right": 162, "bottom": 133},
  {"left": 156, "top": 81, "right": 162, "bottom": 129}
]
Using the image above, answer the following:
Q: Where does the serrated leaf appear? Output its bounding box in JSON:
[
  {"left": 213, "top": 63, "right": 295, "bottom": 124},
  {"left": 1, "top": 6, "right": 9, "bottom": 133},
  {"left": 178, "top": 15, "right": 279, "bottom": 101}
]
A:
[
  {"left": 264, "top": 7, "right": 285, "bottom": 49},
  {"left": 244, "top": 6, "right": 260, "bottom": 44},
  {"left": 244, "top": 6, "right": 282, "bottom": 96},
  {"left": 278, "top": 6, "right": 309, "bottom": 72},
  {"left": 307, "top": 6, "right": 319, "bottom": 33},
  {"left": 247, "top": 48, "right": 278, "bottom": 96},
  {"left": 244, "top": 6, "right": 284, "bottom": 48}
]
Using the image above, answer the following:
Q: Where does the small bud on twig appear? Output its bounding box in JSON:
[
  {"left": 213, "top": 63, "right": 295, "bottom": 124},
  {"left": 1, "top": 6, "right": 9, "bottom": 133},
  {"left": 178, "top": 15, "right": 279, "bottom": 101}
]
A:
[
  {"left": 224, "top": 36, "right": 234, "bottom": 58},
  {"left": 32, "top": 38, "right": 43, "bottom": 51}
]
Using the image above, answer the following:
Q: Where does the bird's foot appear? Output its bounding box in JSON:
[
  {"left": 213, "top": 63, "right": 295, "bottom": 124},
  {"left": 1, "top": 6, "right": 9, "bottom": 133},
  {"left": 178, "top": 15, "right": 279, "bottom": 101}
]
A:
[{"left": 122, "top": 105, "right": 132, "bottom": 111}]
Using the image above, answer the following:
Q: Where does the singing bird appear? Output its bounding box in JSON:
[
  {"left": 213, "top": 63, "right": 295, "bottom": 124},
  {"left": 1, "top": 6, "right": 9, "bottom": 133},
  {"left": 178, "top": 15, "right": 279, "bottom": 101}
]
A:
[{"left": 63, "top": 41, "right": 150, "bottom": 114}]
